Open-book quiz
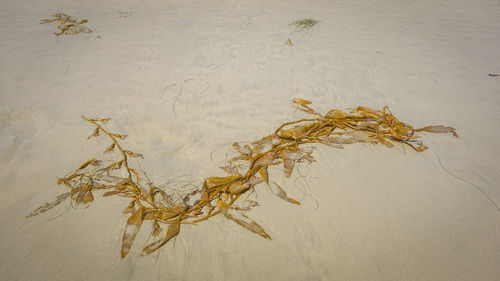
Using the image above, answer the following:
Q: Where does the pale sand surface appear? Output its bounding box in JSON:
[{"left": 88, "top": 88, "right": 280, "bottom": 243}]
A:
[{"left": 1, "top": 0, "right": 500, "bottom": 280}]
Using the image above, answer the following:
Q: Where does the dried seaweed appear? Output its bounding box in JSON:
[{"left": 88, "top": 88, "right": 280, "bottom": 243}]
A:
[
  {"left": 41, "top": 13, "right": 92, "bottom": 36},
  {"left": 290, "top": 18, "right": 321, "bottom": 31},
  {"left": 27, "top": 99, "right": 457, "bottom": 258}
]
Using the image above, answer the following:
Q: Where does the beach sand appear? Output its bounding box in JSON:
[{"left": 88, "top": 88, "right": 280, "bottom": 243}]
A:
[{"left": 1, "top": 0, "right": 499, "bottom": 280}]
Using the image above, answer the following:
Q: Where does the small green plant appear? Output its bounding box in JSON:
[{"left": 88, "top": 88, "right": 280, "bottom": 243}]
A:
[{"left": 290, "top": 18, "right": 321, "bottom": 31}]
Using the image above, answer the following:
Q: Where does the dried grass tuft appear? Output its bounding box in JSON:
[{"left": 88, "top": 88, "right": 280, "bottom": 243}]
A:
[{"left": 290, "top": 18, "right": 321, "bottom": 31}]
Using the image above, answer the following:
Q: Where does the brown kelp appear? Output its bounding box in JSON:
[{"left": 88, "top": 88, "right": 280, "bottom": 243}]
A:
[
  {"left": 26, "top": 99, "right": 457, "bottom": 258},
  {"left": 40, "top": 13, "right": 92, "bottom": 36}
]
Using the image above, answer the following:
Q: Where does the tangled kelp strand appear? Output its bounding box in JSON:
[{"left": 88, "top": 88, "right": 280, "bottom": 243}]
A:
[
  {"left": 27, "top": 99, "right": 457, "bottom": 258},
  {"left": 41, "top": 13, "right": 92, "bottom": 36}
]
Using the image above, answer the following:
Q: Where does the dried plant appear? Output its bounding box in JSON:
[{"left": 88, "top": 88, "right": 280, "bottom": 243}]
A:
[
  {"left": 290, "top": 18, "right": 321, "bottom": 31},
  {"left": 40, "top": 13, "right": 92, "bottom": 36},
  {"left": 27, "top": 99, "right": 457, "bottom": 258}
]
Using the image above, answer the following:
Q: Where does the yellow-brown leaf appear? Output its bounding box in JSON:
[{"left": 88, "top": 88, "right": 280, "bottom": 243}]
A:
[
  {"left": 279, "top": 149, "right": 297, "bottom": 178},
  {"left": 26, "top": 192, "right": 71, "bottom": 218},
  {"left": 88, "top": 128, "right": 100, "bottom": 139},
  {"left": 292, "top": 97, "right": 312, "bottom": 106},
  {"left": 142, "top": 221, "right": 180, "bottom": 254},
  {"left": 77, "top": 159, "right": 98, "bottom": 171},
  {"left": 81, "top": 190, "right": 94, "bottom": 204},
  {"left": 152, "top": 221, "right": 161, "bottom": 237},
  {"left": 227, "top": 181, "right": 248, "bottom": 194},
  {"left": 102, "top": 190, "right": 121, "bottom": 197},
  {"left": 259, "top": 167, "right": 269, "bottom": 184},
  {"left": 417, "top": 126, "right": 458, "bottom": 138},
  {"left": 223, "top": 210, "right": 271, "bottom": 240},
  {"left": 104, "top": 143, "right": 115, "bottom": 153},
  {"left": 126, "top": 151, "right": 144, "bottom": 158},
  {"left": 121, "top": 207, "right": 145, "bottom": 258},
  {"left": 269, "top": 182, "right": 300, "bottom": 205},
  {"left": 122, "top": 200, "right": 136, "bottom": 214},
  {"left": 232, "top": 142, "right": 251, "bottom": 155},
  {"left": 204, "top": 175, "right": 241, "bottom": 192}
]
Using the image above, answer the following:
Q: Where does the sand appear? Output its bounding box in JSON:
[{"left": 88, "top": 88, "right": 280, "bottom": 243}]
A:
[{"left": 1, "top": 0, "right": 499, "bottom": 280}]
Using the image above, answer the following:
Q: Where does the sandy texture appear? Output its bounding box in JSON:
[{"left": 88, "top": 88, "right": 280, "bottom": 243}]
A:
[{"left": 1, "top": 0, "right": 499, "bottom": 280}]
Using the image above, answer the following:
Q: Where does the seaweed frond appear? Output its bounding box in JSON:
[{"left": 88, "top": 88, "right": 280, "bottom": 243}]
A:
[
  {"left": 27, "top": 99, "right": 457, "bottom": 258},
  {"left": 290, "top": 18, "right": 321, "bottom": 31},
  {"left": 41, "top": 13, "right": 92, "bottom": 36}
]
